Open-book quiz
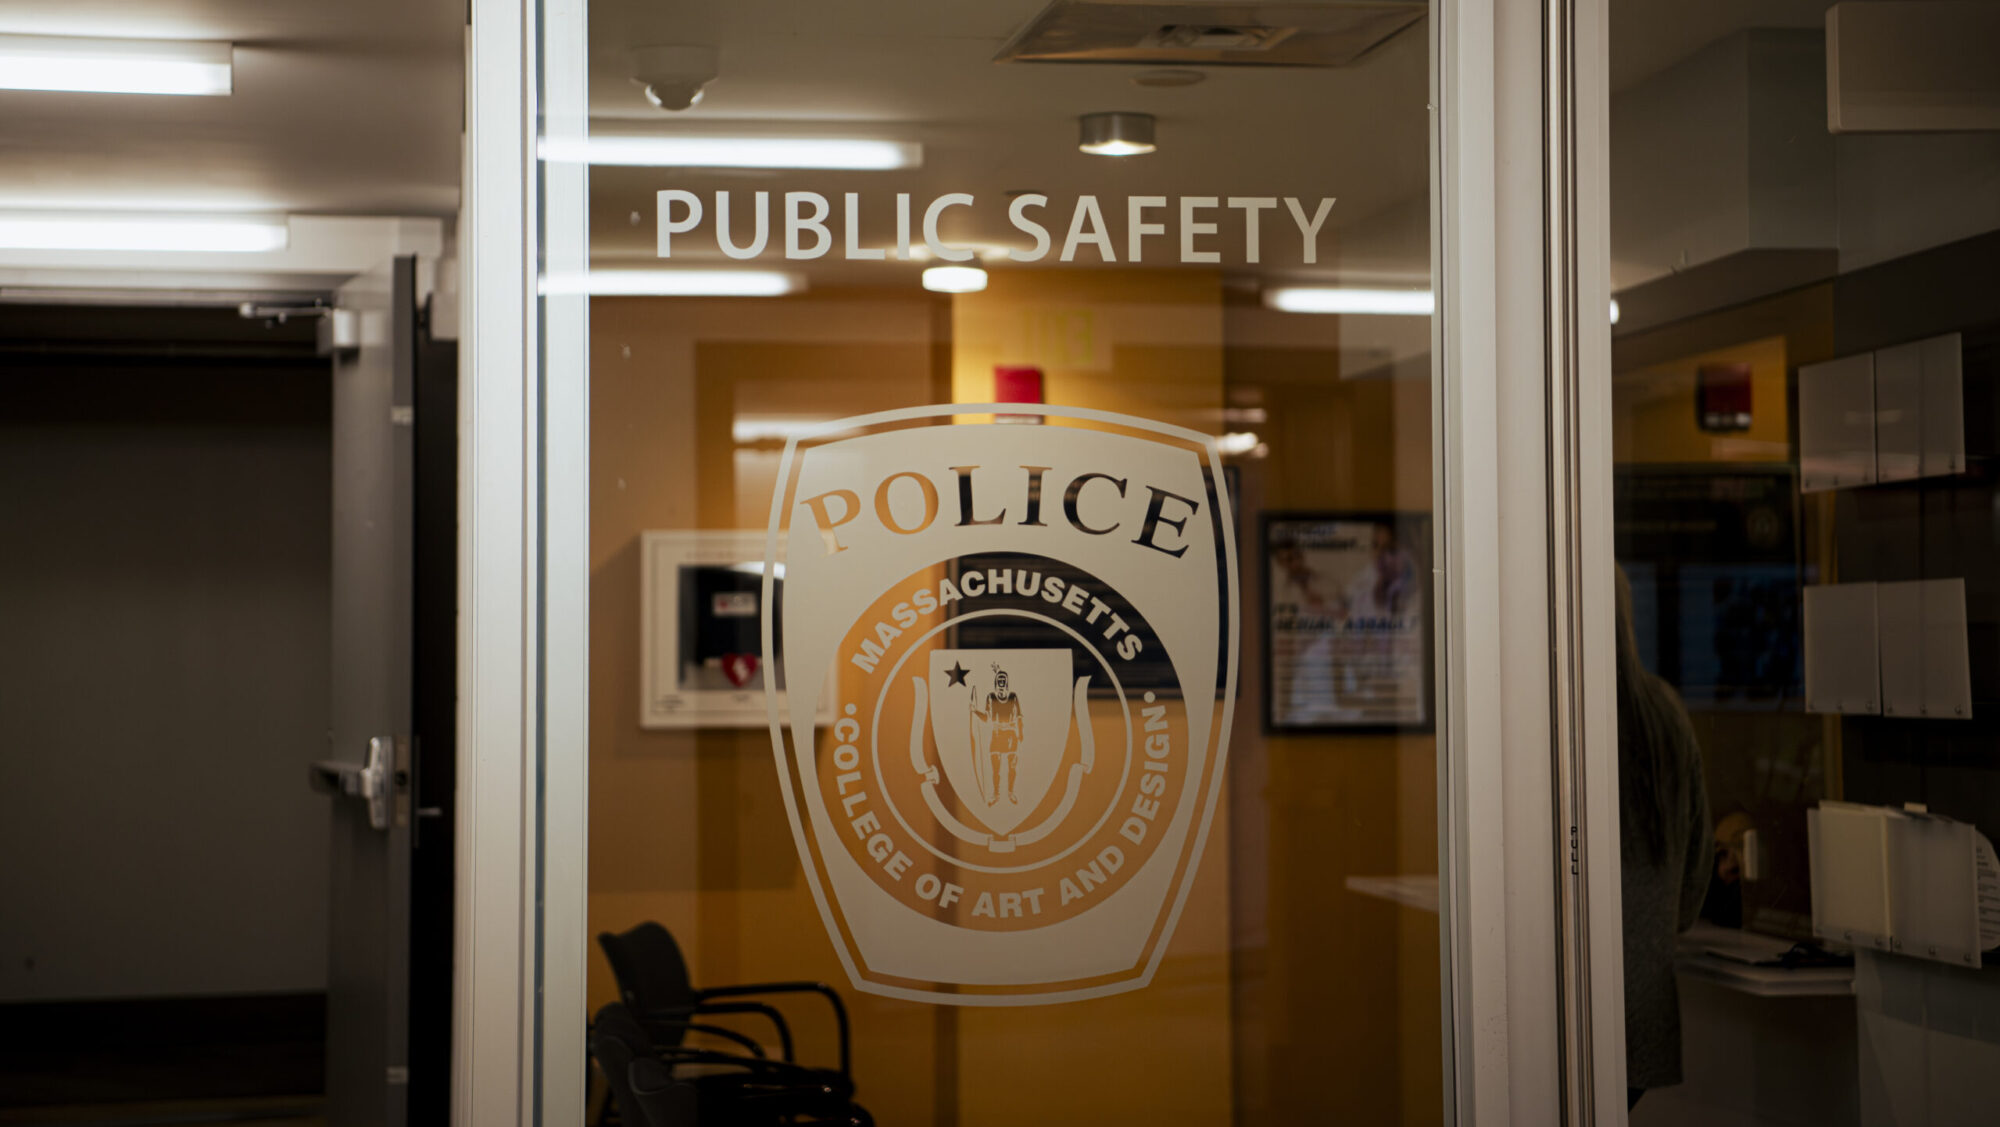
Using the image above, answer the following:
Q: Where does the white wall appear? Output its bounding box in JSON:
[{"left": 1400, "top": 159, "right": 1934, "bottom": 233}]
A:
[
  {"left": 1836, "top": 130, "right": 2000, "bottom": 273},
  {"left": 0, "top": 372, "right": 332, "bottom": 1001}
]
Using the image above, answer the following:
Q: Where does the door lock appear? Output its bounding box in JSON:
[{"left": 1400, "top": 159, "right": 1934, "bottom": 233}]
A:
[{"left": 310, "top": 736, "right": 402, "bottom": 830}]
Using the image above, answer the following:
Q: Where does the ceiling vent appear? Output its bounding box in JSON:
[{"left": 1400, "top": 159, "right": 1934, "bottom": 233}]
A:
[{"left": 995, "top": 2, "right": 1426, "bottom": 67}]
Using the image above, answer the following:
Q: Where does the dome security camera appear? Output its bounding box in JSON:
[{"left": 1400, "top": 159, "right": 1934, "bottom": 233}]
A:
[{"left": 630, "top": 45, "right": 717, "bottom": 112}]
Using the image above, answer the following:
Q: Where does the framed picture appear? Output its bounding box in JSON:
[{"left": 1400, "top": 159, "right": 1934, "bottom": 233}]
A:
[
  {"left": 639, "top": 530, "right": 830, "bottom": 729},
  {"left": 1262, "top": 512, "right": 1435, "bottom": 733}
]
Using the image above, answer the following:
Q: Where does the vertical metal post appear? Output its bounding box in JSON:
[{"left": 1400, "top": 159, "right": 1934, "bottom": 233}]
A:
[{"left": 1543, "top": 0, "right": 1596, "bottom": 1120}]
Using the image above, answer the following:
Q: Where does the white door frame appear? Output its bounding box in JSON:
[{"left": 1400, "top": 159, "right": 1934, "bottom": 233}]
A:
[
  {"left": 1431, "top": 0, "right": 1621, "bottom": 1121},
  {"left": 458, "top": 0, "right": 1619, "bottom": 1120},
  {"left": 457, "top": 0, "right": 591, "bottom": 1122}
]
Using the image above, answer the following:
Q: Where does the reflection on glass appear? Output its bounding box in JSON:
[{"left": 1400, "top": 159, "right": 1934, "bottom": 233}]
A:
[{"left": 1610, "top": 2, "right": 2000, "bottom": 1122}]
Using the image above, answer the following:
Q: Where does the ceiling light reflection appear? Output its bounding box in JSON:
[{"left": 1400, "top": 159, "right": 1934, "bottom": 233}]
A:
[
  {"left": 1263, "top": 287, "right": 1436, "bottom": 316},
  {"left": 540, "top": 269, "right": 802, "bottom": 296},
  {"left": 541, "top": 136, "right": 922, "bottom": 170}
]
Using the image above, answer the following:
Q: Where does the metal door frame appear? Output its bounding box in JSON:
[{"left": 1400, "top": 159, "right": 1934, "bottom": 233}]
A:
[
  {"left": 1430, "top": 0, "right": 1623, "bottom": 1121},
  {"left": 457, "top": 0, "right": 590, "bottom": 1124}
]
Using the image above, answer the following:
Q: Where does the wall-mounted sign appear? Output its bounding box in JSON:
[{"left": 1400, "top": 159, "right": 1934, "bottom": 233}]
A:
[
  {"left": 763, "top": 405, "right": 1239, "bottom": 1005},
  {"left": 1263, "top": 513, "right": 1433, "bottom": 733},
  {"left": 659, "top": 190, "right": 1337, "bottom": 264}
]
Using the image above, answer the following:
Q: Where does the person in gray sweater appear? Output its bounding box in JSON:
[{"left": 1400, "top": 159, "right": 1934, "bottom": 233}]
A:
[{"left": 1616, "top": 567, "right": 1713, "bottom": 1109}]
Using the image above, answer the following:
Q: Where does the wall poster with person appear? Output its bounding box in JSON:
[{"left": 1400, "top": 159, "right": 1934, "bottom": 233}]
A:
[{"left": 1263, "top": 513, "right": 1434, "bottom": 732}]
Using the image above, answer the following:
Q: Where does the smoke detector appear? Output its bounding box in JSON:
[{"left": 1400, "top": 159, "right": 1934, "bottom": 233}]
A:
[{"left": 630, "top": 45, "right": 717, "bottom": 111}]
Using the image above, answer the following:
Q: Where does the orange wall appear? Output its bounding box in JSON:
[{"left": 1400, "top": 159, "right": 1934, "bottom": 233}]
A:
[
  {"left": 589, "top": 293, "right": 950, "bottom": 1126},
  {"left": 1223, "top": 330, "right": 1441, "bottom": 1127},
  {"left": 1613, "top": 335, "right": 1790, "bottom": 465},
  {"left": 946, "top": 268, "right": 1236, "bottom": 1127}
]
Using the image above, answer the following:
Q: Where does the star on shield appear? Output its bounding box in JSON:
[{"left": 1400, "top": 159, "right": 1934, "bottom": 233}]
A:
[{"left": 944, "top": 661, "right": 969, "bottom": 687}]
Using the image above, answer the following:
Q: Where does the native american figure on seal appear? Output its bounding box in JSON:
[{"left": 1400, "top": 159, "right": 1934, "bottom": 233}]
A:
[{"left": 969, "top": 665, "right": 1025, "bottom": 805}]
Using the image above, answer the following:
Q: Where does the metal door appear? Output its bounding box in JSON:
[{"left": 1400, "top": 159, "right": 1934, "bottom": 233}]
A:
[{"left": 311, "top": 255, "right": 418, "bottom": 1127}]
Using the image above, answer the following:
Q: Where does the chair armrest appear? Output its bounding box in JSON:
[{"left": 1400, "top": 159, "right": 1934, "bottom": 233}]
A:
[
  {"left": 696, "top": 982, "right": 851, "bottom": 1076},
  {"left": 692, "top": 1000, "right": 795, "bottom": 1062},
  {"left": 644, "top": 1017, "right": 766, "bottom": 1058},
  {"left": 641, "top": 1001, "right": 794, "bottom": 1062}
]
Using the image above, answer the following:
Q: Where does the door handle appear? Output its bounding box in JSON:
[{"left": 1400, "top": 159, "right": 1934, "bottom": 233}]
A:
[{"left": 311, "top": 735, "right": 402, "bottom": 831}]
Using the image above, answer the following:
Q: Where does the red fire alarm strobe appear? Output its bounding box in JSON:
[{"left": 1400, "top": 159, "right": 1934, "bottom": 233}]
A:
[{"left": 994, "top": 365, "right": 1044, "bottom": 424}]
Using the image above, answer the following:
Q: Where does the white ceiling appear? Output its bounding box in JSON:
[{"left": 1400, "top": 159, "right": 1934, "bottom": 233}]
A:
[{"left": 0, "top": 0, "right": 462, "bottom": 217}]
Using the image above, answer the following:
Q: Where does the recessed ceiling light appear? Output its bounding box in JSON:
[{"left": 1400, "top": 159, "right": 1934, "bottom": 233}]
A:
[
  {"left": 1133, "top": 69, "right": 1205, "bottom": 88},
  {"left": 540, "top": 269, "right": 803, "bottom": 297},
  {"left": 0, "top": 35, "right": 232, "bottom": 96},
  {"left": 1263, "top": 286, "right": 1435, "bottom": 316},
  {"left": 922, "top": 266, "right": 988, "bottom": 294},
  {"left": 1078, "top": 112, "right": 1156, "bottom": 156},
  {"left": 0, "top": 211, "right": 286, "bottom": 252},
  {"left": 540, "top": 136, "right": 922, "bottom": 170}
]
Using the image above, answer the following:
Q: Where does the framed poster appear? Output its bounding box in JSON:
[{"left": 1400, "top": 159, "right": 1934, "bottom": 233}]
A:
[
  {"left": 1263, "top": 512, "right": 1434, "bottom": 733},
  {"left": 640, "top": 530, "right": 829, "bottom": 729}
]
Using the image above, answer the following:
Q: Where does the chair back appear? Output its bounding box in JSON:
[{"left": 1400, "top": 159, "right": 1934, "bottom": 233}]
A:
[
  {"left": 598, "top": 921, "right": 698, "bottom": 1015},
  {"left": 587, "top": 1003, "right": 655, "bottom": 1127}
]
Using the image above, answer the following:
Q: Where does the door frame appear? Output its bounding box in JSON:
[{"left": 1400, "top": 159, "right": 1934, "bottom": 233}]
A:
[
  {"left": 1430, "top": 0, "right": 1622, "bottom": 1121},
  {"left": 457, "top": 0, "right": 1619, "bottom": 1120},
  {"left": 457, "top": 0, "right": 591, "bottom": 1124}
]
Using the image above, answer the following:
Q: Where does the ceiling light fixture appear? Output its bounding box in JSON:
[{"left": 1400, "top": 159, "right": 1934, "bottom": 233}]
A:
[
  {"left": 0, "top": 211, "right": 287, "bottom": 252},
  {"left": 0, "top": 34, "right": 232, "bottom": 96},
  {"left": 1078, "top": 112, "right": 1156, "bottom": 156},
  {"left": 1263, "top": 286, "right": 1435, "bottom": 315},
  {"left": 921, "top": 265, "right": 988, "bottom": 294},
  {"left": 540, "top": 269, "right": 803, "bottom": 297},
  {"left": 541, "top": 136, "right": 922, "bottom": 170}
]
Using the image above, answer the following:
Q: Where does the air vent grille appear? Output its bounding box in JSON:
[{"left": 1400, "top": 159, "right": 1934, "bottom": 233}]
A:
[{"left": 996, "top": 2, "right": 1426, "bottom": 67}]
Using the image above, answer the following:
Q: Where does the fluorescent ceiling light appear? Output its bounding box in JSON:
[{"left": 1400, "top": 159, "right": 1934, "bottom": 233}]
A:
[
  {"left": 1263, "top": 287, "right": 1436, "bottom": 316},
  {"left": 922, "top": 266, "right": 987, "bottom": 294},
  {"left": 541, "top": 269, "right": 803, "bottom": 297},
  {"left": 541, "top": 136, "right": 922, "bottom": 170},
  {"left": 0, "top": 212, "right": 287, "bottom": 252},
  {"left": 0, "top": 35, "right": 232, "bottom": 96}
]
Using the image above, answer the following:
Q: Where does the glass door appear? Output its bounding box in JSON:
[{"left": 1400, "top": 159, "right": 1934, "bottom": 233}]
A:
[
  {"left": 524, "top": 1, "right": 1477, "bottom": 1122},
  {"left": 1595, "top": 1, "right": 2000, "bottom": 1123}
]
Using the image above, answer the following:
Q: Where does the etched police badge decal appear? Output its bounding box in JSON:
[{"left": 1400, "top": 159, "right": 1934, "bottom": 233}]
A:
[{"left": 762, "top": 404, "right": 1239, "bottom": 1005}]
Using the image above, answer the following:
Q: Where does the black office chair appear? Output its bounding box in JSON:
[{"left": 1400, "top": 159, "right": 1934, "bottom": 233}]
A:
[
  {"left": 589, "top": 1003, "right": 656, "bottom": 1127},
  {"left": 597, "top": 921, "right": 852, "bottom": 1087},
  {"left": 629, "top": 1056, "right": 873, "bottom": 1127},
  {"left": 592, "top": 1003, "right": 867, "bottom": 1127}
]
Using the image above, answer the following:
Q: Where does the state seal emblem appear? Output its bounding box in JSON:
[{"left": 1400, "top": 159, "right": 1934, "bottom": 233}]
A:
[{"left": 762, "top": 404, "right": 1239, "bottom": 1005}]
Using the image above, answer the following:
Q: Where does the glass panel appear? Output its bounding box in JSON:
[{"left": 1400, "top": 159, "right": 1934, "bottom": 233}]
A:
[
  {"left": 554, "top": 3, "right": 1448, "bottom": 1122},
  {"left": 1607, "top": 3, "right": 2000, "bottom": 1121}
]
